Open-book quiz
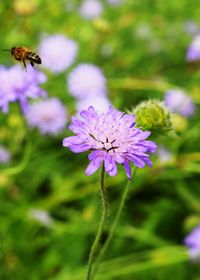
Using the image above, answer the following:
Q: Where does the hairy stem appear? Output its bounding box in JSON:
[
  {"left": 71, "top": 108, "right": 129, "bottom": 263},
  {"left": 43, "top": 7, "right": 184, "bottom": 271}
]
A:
[{"left": 86, "top": 164, "right": 107, "bottom": 280}]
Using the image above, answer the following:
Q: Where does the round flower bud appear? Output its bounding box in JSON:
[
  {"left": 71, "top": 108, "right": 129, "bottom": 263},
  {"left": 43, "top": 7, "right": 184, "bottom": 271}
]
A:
[{"left": 132, "top": 100, "right": 172, "bottom": 132}]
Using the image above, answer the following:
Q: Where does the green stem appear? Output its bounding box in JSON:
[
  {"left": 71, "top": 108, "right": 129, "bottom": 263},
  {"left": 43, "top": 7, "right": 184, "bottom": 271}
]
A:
[
  {"left": 92, "top": 167, "right": 137, "bottom": 278},
  {"left": 1, "top": 140, "right": 31, "bottom": 175},
  {"left": 86, "top": 164, "right": 107, "bottom": 280}
]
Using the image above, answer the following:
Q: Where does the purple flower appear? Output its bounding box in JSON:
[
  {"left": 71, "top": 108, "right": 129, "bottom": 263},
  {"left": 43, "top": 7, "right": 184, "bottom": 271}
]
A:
[
  {"left": 79, "top": 0, "right": 103, "bottom": 20},
  {"left": 187, "top": 35, "right": 200, "bottom": 61},
  {"left": 164, "top": 89, "right": 196, "bottom": 117},
  {"left": 0, "top": 146, "right": 11, "bottom": 163},
  {"left": 39, "top": 35, "right": 78, "bottom": 73},
  {"left": 67, "top": 64, "right": 107, "bottom": 99},
  {"left": 25, "top": 98, "right": 67, "bottom": 135},
  {"left": 184, "top": 225, "right": 200, "bottom": 262},
  {"left": 63, "top": 106, "right": 157, "bottom": 178},
  {"left": 76, "top": 96, "right": 111, "bottom": 114},
  {"left": 0, "top": 65, "right": 47, "bottom": 113}
]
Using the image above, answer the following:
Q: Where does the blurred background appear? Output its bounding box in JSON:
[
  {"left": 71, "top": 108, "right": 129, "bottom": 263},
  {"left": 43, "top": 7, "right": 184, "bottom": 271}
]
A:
[{"left": 0, "top": 0, "right": 200, "bottom": 279}]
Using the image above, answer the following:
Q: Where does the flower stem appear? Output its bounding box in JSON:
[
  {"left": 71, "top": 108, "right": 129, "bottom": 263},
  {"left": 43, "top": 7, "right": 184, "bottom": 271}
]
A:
[
  {"left": 92, "top": 167, "right": 137, "bottom": 278},
  {"left": 86, "top": 164, "right": 107, "bottom": 280}
]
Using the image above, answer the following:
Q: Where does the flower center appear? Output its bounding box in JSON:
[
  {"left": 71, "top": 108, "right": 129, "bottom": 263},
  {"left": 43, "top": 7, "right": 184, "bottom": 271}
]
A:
[
  {"left": 89, "top": 133, "right": 119, "bottom": 152},
  {"left": 103, "top": 138, "right": 118, "bottom": 152}
]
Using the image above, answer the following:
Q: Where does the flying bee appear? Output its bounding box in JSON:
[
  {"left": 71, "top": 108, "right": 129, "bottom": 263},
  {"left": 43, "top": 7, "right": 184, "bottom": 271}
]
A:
[{"left": 3, "top": 46, "right": 42, "bottom": 71}]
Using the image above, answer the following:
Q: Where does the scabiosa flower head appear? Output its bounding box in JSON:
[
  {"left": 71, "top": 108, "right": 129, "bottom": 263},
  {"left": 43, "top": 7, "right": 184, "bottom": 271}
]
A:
[
  {"left": 76, "top": 96, "right": 111, "bottom": 114},
  {"left": 164, "top": 89, "right": 196, "bottom": 117},
  {"left": 0, "top": 65, "right": 47, "bottom": 113},
  {"left": 68, "top": 64, "right": 107, "bottom": 100},
  {"left": 79, "top": 0, "right": 103, "bottom": 20},
  {"left": 131, "top": 100, "right": 172, "bottom": 132},
  {"left": 39, "top": 35, "right": 78, "bottom": 73},
  {"left": 0, "top": 146, "right": 11, "bottom": 163},
  {"left": 184, "top": 225, "right": 200, "bottom": 262},
  {"left": 25, "top": 98, "right": 67, "bottom": 135},
  {"left": 187, "top": 35, "right": 200, "bottom": 61},
  {"left": 63, "top": 106, "right": 157, "bottom": 178}
]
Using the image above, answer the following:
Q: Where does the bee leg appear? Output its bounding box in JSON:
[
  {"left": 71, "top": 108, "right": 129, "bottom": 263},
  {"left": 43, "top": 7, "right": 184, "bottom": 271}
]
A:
[
  {"left": 30, "top": 61, "right": 35, "bottom": 69},
  {"left": 22, "top": 60, "right": 27, "bottom": 71}
]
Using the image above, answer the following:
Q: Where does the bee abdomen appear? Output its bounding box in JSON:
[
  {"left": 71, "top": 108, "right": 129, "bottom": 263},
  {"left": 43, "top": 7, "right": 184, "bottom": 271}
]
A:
[{"left": 27, "top": 52, "right": 42, "bottom": 64}]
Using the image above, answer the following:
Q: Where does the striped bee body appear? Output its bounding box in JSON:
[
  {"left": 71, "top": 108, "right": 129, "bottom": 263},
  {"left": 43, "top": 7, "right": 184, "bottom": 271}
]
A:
[
  {"left": 10, "top": 46, "right": 42, "bottom": 70},
  {"left": 26, "top": 51, "right": 41, "bottom": 64}
]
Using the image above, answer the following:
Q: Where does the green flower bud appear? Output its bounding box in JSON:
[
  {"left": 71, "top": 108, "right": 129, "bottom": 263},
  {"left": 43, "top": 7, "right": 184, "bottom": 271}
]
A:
[{"left": 130, "top": 100, "right": 173, "bottom": 132}]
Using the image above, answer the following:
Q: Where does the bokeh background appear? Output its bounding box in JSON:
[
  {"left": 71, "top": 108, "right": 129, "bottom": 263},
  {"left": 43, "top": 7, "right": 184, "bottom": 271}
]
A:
[{"left": 1, "top": 0, "right": 200, "bottom": 279}]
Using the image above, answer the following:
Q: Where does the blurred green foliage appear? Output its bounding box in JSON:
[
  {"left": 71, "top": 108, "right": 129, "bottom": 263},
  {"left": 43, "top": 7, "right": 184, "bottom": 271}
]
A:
[{"left": 1, "top": 0, "right": 200, "bottom": 279}]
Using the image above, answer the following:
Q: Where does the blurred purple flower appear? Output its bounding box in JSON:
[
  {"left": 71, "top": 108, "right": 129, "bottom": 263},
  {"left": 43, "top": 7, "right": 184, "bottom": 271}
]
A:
[
  {"left": 67, "top": 64, "right": 107, "bottom": 99},
  {"left": 39, "top": 35, "right": 78, "bottom": 73},
  {"left": 0, "top": 146, "right": 11, "bottom": 163},
  {"left": 79, "top": 0, "right": 103, "bottom": 19},
  {"left": 0, "top": 65, "right": 46, "bottom": 113},
  {"left": 187, "top": 35, "right": 200, "bottom": 61},
  {"left": 184, "top": 225, "right": 200, "bottom": 262},
  {"left": 76, "top": 96, "right": 111, "bottom": 114},
  {"left": 63, "top": 106, "right": 157, "bottom": 178},
  {"left": 25, "top": 98, "right": 67, "bottom": 135},
  {"left": 164, "top": 89, "right": 196, "bottom": 117}
]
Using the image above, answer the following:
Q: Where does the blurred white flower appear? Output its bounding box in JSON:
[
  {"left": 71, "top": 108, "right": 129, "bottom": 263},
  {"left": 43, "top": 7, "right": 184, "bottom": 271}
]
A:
[
  {"left": 157, "top": 146, "right": 173, "bottom": 164},
  {"left": 76, "top": 96, "right": 111, "bottom": 114},
  {"left": 184, "top": 21, "right": 200, "bottom": 36},
  {"left": 67, "top": 63, "right": 107, "bottom": 99},
  {"left": 79, "top": 0, "right": 103, "bottom": 20},
  {"left": 29, "top": 208, "right": 53, "bottom": 226},
  {"left": 39, "top": 34, "right": 78, "bottom": 73}
]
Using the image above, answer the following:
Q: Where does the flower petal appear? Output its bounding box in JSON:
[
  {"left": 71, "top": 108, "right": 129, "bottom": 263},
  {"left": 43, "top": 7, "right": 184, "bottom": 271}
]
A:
[
  {"left": 63, "top": 136, "right": 83, "bottom": 147},
  {"left": 123, "top": 160, "right": 132, "bottom": 179},
  {"left": 104, "top": 153, "right": 118, "bottom": 176},
  {"left": 108, "top": 161, "right": 118, "bottom": 176},
  {"left": 85, "top": 156, "right": 103, "bottom": 176},
  {"left": 69, "top": 143, "right": 90, "bottom": 153},
  {"left": 129, "top": 155, "right": 145, "bottom": 168}
]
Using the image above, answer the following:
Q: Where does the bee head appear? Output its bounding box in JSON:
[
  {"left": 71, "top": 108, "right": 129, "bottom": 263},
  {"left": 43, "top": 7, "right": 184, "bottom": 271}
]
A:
[{"left": 11, "top": 47, "right": 16, "bottom": 54}]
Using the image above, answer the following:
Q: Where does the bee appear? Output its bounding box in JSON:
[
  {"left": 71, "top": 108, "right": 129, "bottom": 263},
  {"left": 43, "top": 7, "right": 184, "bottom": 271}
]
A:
[{"left": 3, "top": 46, "right": 42, "bottom": 71}]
